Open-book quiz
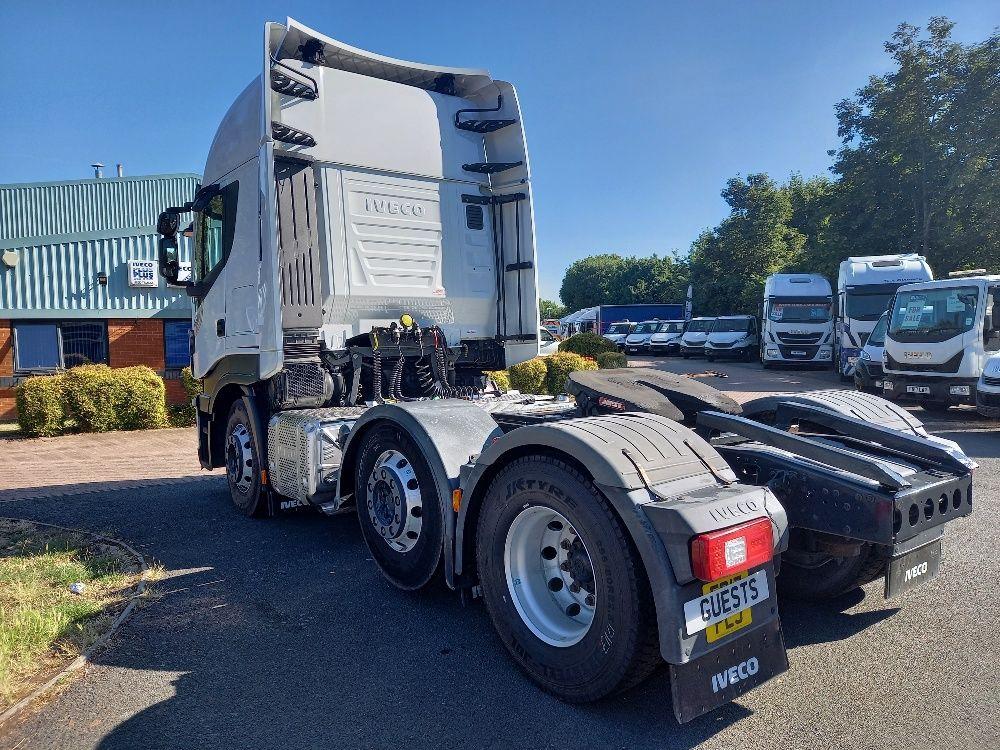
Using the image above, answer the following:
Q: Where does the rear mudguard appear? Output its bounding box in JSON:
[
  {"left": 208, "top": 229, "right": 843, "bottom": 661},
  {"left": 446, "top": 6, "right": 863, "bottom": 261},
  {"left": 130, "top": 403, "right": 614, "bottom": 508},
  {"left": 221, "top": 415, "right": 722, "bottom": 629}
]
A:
[{"left": 456, "top": 411, "right": 789, "bottom": 666}]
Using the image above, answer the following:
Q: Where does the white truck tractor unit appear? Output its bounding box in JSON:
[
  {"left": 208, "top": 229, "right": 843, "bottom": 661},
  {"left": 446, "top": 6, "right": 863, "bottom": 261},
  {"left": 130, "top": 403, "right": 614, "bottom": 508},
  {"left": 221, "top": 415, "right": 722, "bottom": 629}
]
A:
[
  {"left": 977, "top": 353, "right": 1000, "bottom": 418},
  {"left": 155, "top": 19, "right": 976, "bottom": 723},
  {"left": 837, "top": 255, "right": 933, "bottom": 379},
  {"left": 761, "top": 274, "right": 833, "bottom": 368},
  {"left": 882, "top": 275, "right": 1000, "bottom": 410}
]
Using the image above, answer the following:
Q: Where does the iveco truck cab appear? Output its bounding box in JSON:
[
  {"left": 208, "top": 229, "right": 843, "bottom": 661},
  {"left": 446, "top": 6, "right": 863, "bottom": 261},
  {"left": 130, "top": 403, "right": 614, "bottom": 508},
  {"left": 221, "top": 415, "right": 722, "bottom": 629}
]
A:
[
  {"left": 836, "top": 255, "right": 933, "bottom": 379},
  {"left": 680, "top": 317, "right": 715, "bottom": 358},
  {"left": 704, "top": 315, "right": 759, "bottom": 362},
  {"left": 883, "top": 274, "right": 1000, "bottom": 410},
  {"left": 761, "top": 274, "right": 833, "bottom": 368},
  {"left": 978, "top": 353, "right": 1000, "bottom": 418}
]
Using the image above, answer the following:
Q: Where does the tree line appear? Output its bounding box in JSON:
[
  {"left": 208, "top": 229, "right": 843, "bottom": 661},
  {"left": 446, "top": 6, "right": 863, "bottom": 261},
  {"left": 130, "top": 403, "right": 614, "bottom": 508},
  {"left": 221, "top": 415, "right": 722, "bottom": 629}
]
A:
[{"left": 555, "top": 19, "right": 998, "bottom": 317}]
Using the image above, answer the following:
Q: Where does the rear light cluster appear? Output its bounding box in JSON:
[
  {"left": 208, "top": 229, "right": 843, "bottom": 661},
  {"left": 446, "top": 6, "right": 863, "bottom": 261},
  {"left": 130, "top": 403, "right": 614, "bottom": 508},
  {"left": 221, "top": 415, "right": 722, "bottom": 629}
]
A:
[{"left": 690, "top": 518, "right": 773, "bottom": 581}]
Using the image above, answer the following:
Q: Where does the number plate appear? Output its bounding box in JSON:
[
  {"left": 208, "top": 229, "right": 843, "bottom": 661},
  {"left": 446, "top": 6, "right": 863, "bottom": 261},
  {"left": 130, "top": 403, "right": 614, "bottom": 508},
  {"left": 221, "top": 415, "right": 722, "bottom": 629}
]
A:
[
  {"left": 875, "top": 380, "right": 883, "bottom": 388},
  {"left": 885, "top": 540, "right": 941, "bottom": 598},
  {"left": 906, "top": 385, "right": 931, "bottom": 394},
  {"left": 683, "top": 569, "right": 769, "bottom": 639},
  {"left": 791, "top": 350, "right": 807, "bottom": 356}
]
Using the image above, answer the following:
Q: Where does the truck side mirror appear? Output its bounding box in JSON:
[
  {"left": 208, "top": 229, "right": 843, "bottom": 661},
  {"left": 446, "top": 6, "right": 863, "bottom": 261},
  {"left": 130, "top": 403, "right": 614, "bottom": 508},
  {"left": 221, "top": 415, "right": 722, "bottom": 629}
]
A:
[{"left": 156, "top": 208, "right": 192, "bottom": 290}]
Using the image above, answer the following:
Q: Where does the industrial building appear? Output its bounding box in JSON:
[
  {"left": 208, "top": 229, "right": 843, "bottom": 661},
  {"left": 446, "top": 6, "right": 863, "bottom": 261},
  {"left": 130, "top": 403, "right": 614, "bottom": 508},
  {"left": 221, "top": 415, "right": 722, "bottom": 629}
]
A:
[{"left": 0, "top": 170, "right": 197, "bottom": 420}]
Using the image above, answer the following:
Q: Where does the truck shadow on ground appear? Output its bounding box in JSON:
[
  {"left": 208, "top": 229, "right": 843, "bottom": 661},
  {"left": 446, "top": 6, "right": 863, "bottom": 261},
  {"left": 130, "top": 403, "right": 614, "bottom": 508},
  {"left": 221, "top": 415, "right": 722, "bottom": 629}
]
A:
[{"left": 3, "top": 479, "right": 909, "bottom": 750}]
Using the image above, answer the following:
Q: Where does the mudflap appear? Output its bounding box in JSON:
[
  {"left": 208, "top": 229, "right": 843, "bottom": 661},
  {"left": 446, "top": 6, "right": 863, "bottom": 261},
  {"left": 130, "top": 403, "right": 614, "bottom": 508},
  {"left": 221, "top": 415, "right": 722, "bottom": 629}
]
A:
[{"left": 669, "top": 617, "right": 788, "bottom": 724}]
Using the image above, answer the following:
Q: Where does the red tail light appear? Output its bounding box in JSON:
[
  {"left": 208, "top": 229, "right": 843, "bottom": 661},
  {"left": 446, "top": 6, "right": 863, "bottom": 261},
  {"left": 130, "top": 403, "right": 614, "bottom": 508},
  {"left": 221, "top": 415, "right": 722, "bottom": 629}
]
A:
[{"left": 690, "top": 518, "right": 773, "bottom": 582}]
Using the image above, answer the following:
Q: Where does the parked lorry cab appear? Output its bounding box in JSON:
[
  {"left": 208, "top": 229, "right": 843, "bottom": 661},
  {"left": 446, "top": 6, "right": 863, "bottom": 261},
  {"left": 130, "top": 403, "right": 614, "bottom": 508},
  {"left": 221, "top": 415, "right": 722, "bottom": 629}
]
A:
[
  {"left": 705, "top": 315, "right": 759, "bottom": 362},
  {"left": 602, "top": 320, "right": 635, "bottom": 350},
  {"left": 977, "top": 353, "right": 1000, "bottom": 419},
  {"left": 680, "top": 317, "right": 715, "bottom": 358},
  {"left": 882, "top": 274, "right": 1000, "bottom": 410},
  {"left": 623, "top": 319, "right": 662, "bottom": 354},
  {"left": 155, "top": 19, "right": 977, "bottom": 723},
  {"left": 854, "top": 312, "right": 888, "bottom": 395},
  {"left": 648, "top": 320, "right": 686, "bottom": 355},
  {"left": 836, "top": 255, "right": 933, "bottom": 379},
  {"left": 761, "top": 274, "right": 833, "bottom": 369}
]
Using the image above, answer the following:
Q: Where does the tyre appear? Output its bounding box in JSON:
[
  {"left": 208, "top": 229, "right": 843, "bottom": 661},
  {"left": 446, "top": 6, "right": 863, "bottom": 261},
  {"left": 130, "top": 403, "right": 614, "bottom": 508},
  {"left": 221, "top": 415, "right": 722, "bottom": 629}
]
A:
[
  {"left": 224, "top": 400, "right": 267, "bottom": 517},
  {"left": 681, "top": 352, "right": 689, "bottom": 359},
  {"left": 476, "top": 456, "right": 660, "bottom": 702},
  {"left": 779, "top": 543, "right": 889, "bottom": 601},
  {"left": 355, "top": 424, "right": 442, "bottom": 590},
  {"left": 923, "top": 401, "right": 951, "bottom": 413},
  {"left": 743, "top": 347, "right": 753, "bottom": 363},
  {"left": 706, "top": 355, "right": 715, "bottom": 363}
]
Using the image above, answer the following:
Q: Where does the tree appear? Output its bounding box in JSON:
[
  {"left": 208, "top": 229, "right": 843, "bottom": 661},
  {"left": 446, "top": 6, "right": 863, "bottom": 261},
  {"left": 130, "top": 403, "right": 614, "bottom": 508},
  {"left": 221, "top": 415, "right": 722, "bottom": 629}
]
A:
[
  {"left": 538, "top": 299, "right": 567, "bottom": 320},
  {"left": 830, "top": 18, "right": 999, "bottom": 273},
  {"left": 559, "top": 253, "right": 689, "bottom": 311},
  {"left": 689, "top": 174, "right": 805, "bottom": 316}
]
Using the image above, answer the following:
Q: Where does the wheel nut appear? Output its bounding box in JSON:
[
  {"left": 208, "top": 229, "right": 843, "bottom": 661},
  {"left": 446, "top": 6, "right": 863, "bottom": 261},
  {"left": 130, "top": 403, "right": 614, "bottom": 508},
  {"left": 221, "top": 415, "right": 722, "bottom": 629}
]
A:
[
  {"left": 559, "top": 561, "right": 570, "bottom": 571},
  {"left": 585, "top": 594, "right": 595, "bottom": 606},
  {"left": 560, "top": 539, "right": 571, "bottom": 550},
  {"left": 569, "top": 583, "right": 581, "bottom": 593}
]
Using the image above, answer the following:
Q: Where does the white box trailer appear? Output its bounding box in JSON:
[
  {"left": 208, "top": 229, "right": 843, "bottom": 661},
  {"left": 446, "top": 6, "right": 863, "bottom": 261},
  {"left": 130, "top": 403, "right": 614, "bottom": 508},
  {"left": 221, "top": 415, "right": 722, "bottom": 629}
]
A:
[{"left": 154, "top": 19, "right": 976, "bottom": 722}]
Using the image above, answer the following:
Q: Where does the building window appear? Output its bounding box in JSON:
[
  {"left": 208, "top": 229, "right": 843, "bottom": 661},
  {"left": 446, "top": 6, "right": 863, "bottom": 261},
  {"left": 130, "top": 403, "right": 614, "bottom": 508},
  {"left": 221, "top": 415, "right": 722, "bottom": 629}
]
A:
[
  {"left": 13, "top": 323, "right": 60, "bottom": 372},
  {"left": 61, "top": 322, "right": 109, "bottom": 368},
  {"left": 12, "top": 320, "right": 109, "bottom": 374},
  {"left": 164, "top": 320, "right": 192, "bottom": 369}
]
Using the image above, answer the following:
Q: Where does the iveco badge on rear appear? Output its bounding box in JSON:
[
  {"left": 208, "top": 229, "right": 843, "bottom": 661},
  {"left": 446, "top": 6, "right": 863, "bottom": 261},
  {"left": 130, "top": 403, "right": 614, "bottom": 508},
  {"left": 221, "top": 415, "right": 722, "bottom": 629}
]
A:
[{"left": 711, "top": 657, "right": 759, "bottom": 693}]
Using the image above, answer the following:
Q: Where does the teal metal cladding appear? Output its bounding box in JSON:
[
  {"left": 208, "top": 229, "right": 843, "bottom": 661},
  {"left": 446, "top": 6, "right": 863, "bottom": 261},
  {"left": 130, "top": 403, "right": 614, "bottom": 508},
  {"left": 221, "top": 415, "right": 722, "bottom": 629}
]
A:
[{"left": 0, "top": 173, "right": 199, "bottom": 319}]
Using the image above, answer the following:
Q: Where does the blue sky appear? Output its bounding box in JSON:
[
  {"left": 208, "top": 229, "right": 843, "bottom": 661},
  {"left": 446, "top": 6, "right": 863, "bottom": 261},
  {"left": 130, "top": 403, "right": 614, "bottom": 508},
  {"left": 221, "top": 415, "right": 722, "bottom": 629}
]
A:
[{"left": 1, "top": 1, "right": 996, "bottom": 301}]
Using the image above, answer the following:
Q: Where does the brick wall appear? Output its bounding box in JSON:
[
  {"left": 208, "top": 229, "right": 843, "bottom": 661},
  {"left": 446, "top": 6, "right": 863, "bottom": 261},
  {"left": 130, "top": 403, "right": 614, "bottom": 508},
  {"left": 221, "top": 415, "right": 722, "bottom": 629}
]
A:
[
  {"left": 0, "top": 321, "right": 14, "bottom": 420},
  {"left": 0, "top": 318, "right": 189, "bottom": 423}
]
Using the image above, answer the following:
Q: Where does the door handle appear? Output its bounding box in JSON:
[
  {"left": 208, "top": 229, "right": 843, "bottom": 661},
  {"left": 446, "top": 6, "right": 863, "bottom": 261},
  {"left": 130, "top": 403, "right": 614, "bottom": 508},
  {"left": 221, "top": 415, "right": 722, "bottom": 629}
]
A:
[{"left": 216, "top": 319, "right": 226, "bottom": 337}]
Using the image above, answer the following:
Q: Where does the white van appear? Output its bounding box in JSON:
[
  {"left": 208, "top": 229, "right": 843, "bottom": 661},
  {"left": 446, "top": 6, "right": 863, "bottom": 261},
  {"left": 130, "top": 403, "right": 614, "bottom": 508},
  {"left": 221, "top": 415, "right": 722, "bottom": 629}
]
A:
[
  {"left": 680, "top": 317, "right": 716, "bottom": 358},
  {"left": 976, "top": 353, "right": 1000, "bottom": 418},
  {"left": 705, "top": 315, "right": 759, "bottom": 362},
  {"left": 853, "top": 312, "right": 888, "bottom": 394},
  {"left": 603, "top": 320, "right": 635, "bottom": 350},
  {"left": 623, "top": 320, "right": 661, "bottom": 354},
  {"left": 648, "top": 320, "right": 686, "bottom": 355}
]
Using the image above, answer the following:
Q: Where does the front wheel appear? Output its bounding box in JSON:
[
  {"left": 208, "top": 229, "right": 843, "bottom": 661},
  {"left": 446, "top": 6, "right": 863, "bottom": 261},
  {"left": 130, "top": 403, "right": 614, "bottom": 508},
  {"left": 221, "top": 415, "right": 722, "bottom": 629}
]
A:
[
  {"left": 476, "top": 456, "right": 660, "bottom": 702},
  {"left": 225, "top": 400, "right": 267, "bottom": 517}
]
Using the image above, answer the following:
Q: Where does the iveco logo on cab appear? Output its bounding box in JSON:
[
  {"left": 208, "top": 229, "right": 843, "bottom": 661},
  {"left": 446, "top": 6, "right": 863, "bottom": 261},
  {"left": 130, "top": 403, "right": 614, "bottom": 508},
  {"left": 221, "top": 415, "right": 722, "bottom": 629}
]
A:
[
  {"left": 904, "top": 561, "right": 929, "bottom": 582},
  {"left": 711, "top": 657, "right": 759, "bottom": 693},
  {"left": 365, "top": 196, "right": 426, "bottom": 217}
]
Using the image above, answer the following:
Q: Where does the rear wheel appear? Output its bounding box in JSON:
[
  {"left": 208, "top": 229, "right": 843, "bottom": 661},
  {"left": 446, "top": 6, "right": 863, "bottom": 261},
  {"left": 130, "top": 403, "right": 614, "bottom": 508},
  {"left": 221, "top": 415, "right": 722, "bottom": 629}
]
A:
[
  {"left": 923, "top": 402, "right": 951, "bottom": 413},
  {"left": 355, "top": 424, "right": 442, "bottom": 590},
  {"left": 779, "top": 542, "right": 888, "bottom": 601},
  {"left": 706, "top": 355, "right": 715, "bottom": 363},
  {"left": 476, "top": 456, "right": 660, "bottom": 702},
  {"left": 225, "top": 400, "right": 267, "bottom": 517}
]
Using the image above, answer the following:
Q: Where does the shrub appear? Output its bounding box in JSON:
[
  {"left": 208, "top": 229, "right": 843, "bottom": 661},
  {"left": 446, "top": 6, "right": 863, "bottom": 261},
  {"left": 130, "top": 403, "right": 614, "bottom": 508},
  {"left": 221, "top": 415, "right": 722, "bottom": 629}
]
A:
[
  {"left": 508, "top": 358, "right": 548, "bottom": 394},
  {"left": 485, "top": 370, "right": 510, "bottom": 393},
  {"left": 15, "top": 375, "right": 66, "bottom": 437},
  {"left": 169, "top": 367, "right": 200, "bottom": 427},
  {"left": 557, "top": 332, "right": 617, "bottom": 357},
  {"left": 595, "top": 351, "right": 628, "bottom": 369},
  {"left": 61, "top": 365, "right": 167, "bottom": 432},
  {"left": 543, "top": 352, "right": 598, "bottom": 395}
]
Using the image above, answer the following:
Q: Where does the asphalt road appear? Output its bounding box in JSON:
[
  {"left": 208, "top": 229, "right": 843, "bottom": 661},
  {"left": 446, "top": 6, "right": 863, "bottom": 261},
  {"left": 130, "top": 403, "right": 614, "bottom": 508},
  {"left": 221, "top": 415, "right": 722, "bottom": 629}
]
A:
[{"left": 2, "top": 392, "right": 998, "bottom": 748}]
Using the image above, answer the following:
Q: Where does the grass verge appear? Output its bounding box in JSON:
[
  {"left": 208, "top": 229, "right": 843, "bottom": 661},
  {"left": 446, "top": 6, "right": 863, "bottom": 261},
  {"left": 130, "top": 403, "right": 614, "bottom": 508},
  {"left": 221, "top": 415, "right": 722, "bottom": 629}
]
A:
[{"left": 0, "top": 519, "right": 145, "bottom": 711}]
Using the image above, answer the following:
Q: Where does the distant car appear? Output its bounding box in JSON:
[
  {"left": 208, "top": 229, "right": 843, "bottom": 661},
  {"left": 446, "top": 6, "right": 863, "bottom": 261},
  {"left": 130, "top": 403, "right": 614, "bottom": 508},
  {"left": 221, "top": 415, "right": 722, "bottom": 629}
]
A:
[
  {"left": 602, "top": 321, "right": 635, "bottom": 350},
  {"left": 648, "top": 320, "right": 686, "bottom": 355},
  {"left": 680, "top": 317, "right": 716, "bottom": 358},
  {"left": 538, "top": 327, "right": 560, "bottom": 356},
  {"left": 854, "top": 312, "right": 888, "bottom": 394},
  {"left": 705, "top": 316, "right": 759, "bottom": 362},
  {"left": 624, "top": 320, "right": 661, "bottom": 354},
  {"left": 977, "top": 352, "right": 1000, "bottom": 419}
]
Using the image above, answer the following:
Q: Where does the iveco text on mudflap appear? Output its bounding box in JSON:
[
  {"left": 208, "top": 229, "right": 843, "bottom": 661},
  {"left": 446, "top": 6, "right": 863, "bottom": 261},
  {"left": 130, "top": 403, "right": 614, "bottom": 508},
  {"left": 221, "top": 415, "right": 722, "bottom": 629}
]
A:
[{"left": 154, "top": 19, "right": 973, "bottom": 724}]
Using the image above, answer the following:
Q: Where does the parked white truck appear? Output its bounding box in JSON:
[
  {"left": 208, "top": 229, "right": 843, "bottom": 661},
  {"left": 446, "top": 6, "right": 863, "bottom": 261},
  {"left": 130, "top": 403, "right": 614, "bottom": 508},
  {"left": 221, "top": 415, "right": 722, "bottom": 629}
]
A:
[
  {"left": 882, "top": 274, "right": 1000, "bottom": 410},
  {"left": 155, "top": 18, "right": 975, "bottom": 722},
  {"left": 978, "top": 353, "right": 1000, "bottom": 418},
  {"left": 761, "top": 274, "right": 833, "bottom": 368},
  {"left": 836, "top": 255, "right": 933, "bottom": 379}
]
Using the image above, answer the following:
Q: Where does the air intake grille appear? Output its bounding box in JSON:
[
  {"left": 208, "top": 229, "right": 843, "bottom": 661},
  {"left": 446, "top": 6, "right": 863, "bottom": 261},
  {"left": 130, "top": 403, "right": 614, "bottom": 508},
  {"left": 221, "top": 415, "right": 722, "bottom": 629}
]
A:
[{"left": 466, "top": 203, "right": 484, "bottom": 230}]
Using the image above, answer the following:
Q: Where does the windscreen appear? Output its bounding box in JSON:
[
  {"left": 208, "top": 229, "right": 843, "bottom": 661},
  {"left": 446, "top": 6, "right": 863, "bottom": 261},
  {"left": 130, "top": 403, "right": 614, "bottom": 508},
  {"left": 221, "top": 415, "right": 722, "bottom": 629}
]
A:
[
  {"left": 657, "top": 322, "right": 684, "bottom": 333},
  {"left": 846, "top": 291, "right": 894, "bottom": 321},
  {"left": 687, "top": 319, "right": 714, "bottom": 332},
  {"left": 633, "top": 322, "right": 658, "bottom": 334},
  {"left": 712, "top": 318, "right": 751, "bottom": 333},
  {"left": 888, "top": 286, "right": 979, "bottom": 342},
  {"left": 607, "top": 323, "right": 632, "bottom": 334},
  {"left": 769, "top": 302, "right": 831, "bottom": 323},
  {"left": 867, "top": 313, "right": 888, "bottom": 346}
]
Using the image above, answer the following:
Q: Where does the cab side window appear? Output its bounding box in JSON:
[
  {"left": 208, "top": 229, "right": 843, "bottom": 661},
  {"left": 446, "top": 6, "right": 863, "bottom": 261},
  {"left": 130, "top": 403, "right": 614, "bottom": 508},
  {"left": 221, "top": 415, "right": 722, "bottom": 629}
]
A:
[
  {"left": 988, "top": 288, "right": 1000, "bottom": 352},
  {"left": 193, "top": 181, "right": 239, "bottom": 288}
]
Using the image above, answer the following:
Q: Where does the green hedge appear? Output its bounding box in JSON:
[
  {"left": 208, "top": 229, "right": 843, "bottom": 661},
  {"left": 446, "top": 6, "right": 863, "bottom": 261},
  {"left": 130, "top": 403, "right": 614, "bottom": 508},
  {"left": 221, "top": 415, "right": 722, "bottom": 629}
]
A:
[
  {"left": 595, "top": 351, "right": 628, "bottom": 369},
  {"left": 60, "top": 365, "right": 167, "bottom": 433},
  {"left": 508, "top": 358, "right": 549, "bottom": 394},
  {"left": 557, "top": 332, "right": 617, "bottom": 357},
  {"left": 168, "top": 367, "right": 200, "bottom": 427},
  {"left": 544, "top": 352, "right": 598, "bottom": 395},
  {"left": 15, "top": 375, "right": 67, "bottom": 437},
  {"left": 485, "top": 370, "right": 511, "bottom": 393}
]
